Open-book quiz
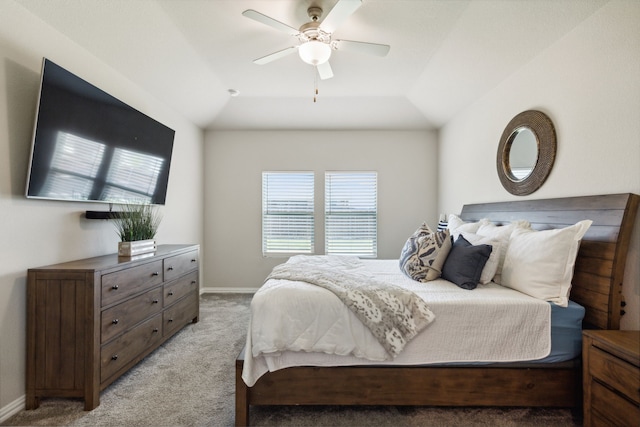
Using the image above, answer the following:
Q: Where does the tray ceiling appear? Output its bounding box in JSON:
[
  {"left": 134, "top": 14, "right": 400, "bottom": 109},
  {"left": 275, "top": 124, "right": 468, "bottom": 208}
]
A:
[{"left": 14, "top": 0, "right": 607, "bottom": 130}]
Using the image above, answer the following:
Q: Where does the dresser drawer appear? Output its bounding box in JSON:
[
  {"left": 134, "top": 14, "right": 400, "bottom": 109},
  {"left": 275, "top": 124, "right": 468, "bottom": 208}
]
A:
[
  {"left": 591, "top": 380, "right": 640, "bottom": 427},
  {"left": 101, "top": 287, "right": 163, "bottom": 344},
  {"left": 164, "top": 271, "right": 198, "bottom": 308},
  {"left": 101, "top": 260, "right": 163, "bottom": 307},
  {"left": 163, "top": 293, "right": 198, "bottom": 337},
  {"left": 101, "top": 314, "right": 163, "bottom": 383},
  {"left": 590, "top": 346, "right": 640, "bottom": 404},
  {"left": 163, "top": 250, "right": 199, "bottom": 282}
]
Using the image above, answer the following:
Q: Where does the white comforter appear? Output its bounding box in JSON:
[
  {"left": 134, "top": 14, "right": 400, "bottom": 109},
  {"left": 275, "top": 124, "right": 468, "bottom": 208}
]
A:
[{"left": 242, "top": 258, "right": 551, "bottom": 387}]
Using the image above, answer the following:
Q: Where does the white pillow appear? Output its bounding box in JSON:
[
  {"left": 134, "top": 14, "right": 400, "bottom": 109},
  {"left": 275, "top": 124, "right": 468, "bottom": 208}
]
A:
[
  {"left": 500, "top": 220, "right": 593, "bottom": 307},
  {"left": 476, "top": 221, "right": 531, "bottom": 284},
  {"left": 461, "top": 232, "right": 502, "bottom": 284},
  {"left": 447, "top": 214, "right": 489, "bottom": 241}
]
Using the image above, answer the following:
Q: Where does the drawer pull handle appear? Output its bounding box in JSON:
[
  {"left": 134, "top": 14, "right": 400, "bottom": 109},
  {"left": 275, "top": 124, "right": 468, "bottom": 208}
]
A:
[
  {"left": 153, "top": 328, "right": 159, "bottom": 333},
  {"left": 191, "top": 281, "right": 196, "bottom": 285},
  {"left": 168, "top": 319, "right": 173, "bottom": 323},
  {"left": 112, "top": 319, "right": 119, "bottom": 325},
  {"left": 152, "top": 299, "right": 159, "bottom": 304},
  {"left": 168, "top": 291, "right": 174, "bottom": 296},
  {"left": 112, "top": 285, "right": 119, "bottom": 290},
  {"left": 111, "top": 355, "right": 118, "bottom": 361},
  {"left": 167, "top": 266, "right": 174, "bottom": 271},
  {"left": 152, "top": 272, "right": 160, "bottom": 276},
  {"left": 191, "top": 259, "right": 197, "bottom": 263}
]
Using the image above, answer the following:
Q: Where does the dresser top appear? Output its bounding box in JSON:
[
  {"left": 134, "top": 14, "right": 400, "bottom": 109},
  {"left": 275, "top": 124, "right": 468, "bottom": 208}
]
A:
[
  {"left": 583, "top": 330, "right": 640, "bottom": 366},
  {"left": 28, "top": 244, "right": 199, "bottom": 273}
]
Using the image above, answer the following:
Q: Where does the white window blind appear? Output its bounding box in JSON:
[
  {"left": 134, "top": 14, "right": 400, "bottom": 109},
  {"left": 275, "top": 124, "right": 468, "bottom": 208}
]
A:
[
  {"left": 262, "top": 172, "right": 314, "bottom": 256},
  {"left": 325, "top": 172, "right": 377, "bottom": 258}
]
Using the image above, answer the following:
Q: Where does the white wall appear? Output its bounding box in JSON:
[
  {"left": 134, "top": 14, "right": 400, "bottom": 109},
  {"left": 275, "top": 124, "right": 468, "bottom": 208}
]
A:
[
  {"left": 438, "top": 1, "right": 640, "bottom": 329},
  {"left": 0, "top": 2, "right": 204, "bottom": 417},
  {"left": 203, "top": 130, "right": 438, "bottom": 290}
]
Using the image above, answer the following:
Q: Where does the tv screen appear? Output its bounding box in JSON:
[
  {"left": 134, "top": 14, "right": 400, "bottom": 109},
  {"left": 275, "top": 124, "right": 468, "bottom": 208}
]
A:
[{"left": 25, "top": 58, "right": 174, "bottom": 205}]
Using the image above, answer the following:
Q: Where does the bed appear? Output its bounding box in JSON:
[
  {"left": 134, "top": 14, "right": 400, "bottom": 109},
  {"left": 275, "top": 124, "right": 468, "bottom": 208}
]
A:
[{"left": 235, "top": 193, "right": 639, "bottom": 426}]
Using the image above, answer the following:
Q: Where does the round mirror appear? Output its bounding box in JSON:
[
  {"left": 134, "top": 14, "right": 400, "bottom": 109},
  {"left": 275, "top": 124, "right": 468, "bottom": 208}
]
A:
[{"left": 497, "top": 110, "right": 556, "bottom": 196}]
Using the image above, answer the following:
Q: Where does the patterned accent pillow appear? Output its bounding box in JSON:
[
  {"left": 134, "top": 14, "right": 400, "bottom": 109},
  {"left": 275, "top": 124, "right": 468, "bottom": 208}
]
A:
[{"left": 399, "top": 223, "right": 452, "bottom": 282}]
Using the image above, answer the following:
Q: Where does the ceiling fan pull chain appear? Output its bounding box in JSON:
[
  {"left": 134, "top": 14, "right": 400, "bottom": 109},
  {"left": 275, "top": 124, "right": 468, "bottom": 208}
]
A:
[{"left": 314, "top": 66, "right": 319, "bottom": 102}]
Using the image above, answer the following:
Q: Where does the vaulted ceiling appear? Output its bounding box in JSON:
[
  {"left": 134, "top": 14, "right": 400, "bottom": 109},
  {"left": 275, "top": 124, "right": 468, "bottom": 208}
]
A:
[{"left": 15, "top": 0, "right": 607, "bottom": 130}]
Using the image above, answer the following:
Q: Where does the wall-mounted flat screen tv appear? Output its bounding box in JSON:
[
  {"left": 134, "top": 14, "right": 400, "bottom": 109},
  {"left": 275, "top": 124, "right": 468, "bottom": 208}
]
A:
[{"left": 25, "top": 58, "right": 175, "bottom": 205}]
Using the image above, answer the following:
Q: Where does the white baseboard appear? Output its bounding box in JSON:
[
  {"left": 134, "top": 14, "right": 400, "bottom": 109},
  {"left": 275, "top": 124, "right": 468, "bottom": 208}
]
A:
[
  {"left": 0, "top": 395, "right": 24, "bottom": 424},
  {"left": 199, "top": 287, "right": 258, "bottom": 294}
]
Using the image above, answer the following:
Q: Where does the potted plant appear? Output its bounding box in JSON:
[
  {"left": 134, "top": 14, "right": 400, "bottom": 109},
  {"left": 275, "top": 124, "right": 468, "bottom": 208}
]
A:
[{"left": 112, "top": 203, "right": 162, "bottom": 257}]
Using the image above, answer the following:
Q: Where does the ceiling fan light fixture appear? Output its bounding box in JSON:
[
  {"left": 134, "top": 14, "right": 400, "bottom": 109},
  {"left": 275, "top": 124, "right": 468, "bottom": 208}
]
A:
[{"left": 298, "top": 40, "right": 331, "bottom": 65}]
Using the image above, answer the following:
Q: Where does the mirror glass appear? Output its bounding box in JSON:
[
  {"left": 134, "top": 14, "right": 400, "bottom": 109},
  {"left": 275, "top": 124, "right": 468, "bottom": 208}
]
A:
[
  {"left": 496, "top": 110, "right": 556, "bottom": 196},
  {"left": 505, "top": 127, "right": 538, "bottom": 181}
]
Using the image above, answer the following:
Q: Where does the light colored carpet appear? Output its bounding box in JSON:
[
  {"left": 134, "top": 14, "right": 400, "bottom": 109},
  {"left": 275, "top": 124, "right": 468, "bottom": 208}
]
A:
[{"left": 3, "top": 294, "right": 581, "bottom": 426}]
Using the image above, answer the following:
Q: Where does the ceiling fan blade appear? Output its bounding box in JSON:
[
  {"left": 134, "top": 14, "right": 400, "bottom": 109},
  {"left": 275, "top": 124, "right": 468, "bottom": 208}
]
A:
[
  {"left": 253, "top": 46, "right": 298, "bottom": 65},
  {"left": 316, "top": 61, "right": 334, "bottom": 80},
  {"left": 242, "top": 9, "right": 300, "bottom": 36},
  {"left": 320, "top": 0, "right": 362, "bottom": 34},
  {"left": 334, "top": 39, "right": 390, "bottom": 57}
]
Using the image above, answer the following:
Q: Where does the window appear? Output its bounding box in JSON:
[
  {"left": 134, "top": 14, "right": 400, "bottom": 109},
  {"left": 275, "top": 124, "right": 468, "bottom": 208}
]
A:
[
  {"left": 325, "top": 172, "right": 377, "bottom": 257},
  {"left": 262, "top": 172, "right": 314, "bottom": 256}
]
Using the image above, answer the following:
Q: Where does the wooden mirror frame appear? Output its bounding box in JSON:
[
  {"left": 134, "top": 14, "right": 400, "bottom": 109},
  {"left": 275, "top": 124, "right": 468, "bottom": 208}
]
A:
[{"left": 497, "top": 110, "right": 556, "bottom": 196}]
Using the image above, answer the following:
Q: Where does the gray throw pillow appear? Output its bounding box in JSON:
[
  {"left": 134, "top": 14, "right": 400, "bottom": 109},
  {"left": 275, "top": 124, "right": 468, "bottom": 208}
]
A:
[{"left": 441, "top": 235, "right": 492, "bottom": 290}]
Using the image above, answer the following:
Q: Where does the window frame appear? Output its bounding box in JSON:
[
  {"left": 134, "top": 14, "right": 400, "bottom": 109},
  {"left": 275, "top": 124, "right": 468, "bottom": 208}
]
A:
[
  {"left": 261, "top": 171, "right": 315, "bottom": 257},
  {"left": 324, "top": 171, "right": 378, "bottom": 258}
]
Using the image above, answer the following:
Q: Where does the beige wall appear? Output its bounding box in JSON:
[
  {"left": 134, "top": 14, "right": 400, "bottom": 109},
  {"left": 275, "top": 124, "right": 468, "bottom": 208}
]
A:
[
  {"left": 1, "top": 0, "right": 639, "bottom": 420},
  {"left": 438, "top": 1, "right": 640, "bottom": 329},
  {"left": 203, "top": 130, "right": 438, "bottom": 290},
  {"left": 0, "top": 2, "right": 204, "bottom": 416}
]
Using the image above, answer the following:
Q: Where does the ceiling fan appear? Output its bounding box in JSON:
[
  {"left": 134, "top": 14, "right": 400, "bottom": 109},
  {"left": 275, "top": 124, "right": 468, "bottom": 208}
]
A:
[{"left": 242, "top": 0, "right": 390, "bottom": 80}]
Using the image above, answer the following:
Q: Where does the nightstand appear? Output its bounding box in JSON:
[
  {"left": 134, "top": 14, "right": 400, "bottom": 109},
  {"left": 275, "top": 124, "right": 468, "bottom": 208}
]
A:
[{"left": 582, "top": 330, "right": 639, "bottom": 427}]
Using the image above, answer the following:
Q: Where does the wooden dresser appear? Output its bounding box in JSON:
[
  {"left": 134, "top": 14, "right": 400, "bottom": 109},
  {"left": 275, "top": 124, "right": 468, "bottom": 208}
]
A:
[
  {"left": 26, "top": 244, "right": 199, "bottom": 410},
  {"left": 582, "top": 330, "right": 640, "bottom": 427}
]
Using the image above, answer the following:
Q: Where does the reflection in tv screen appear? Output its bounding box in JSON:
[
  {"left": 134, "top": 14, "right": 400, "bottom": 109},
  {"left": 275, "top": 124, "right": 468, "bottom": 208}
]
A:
[{"left": 26, "top": 58, "right": 175, "bottom": 205}]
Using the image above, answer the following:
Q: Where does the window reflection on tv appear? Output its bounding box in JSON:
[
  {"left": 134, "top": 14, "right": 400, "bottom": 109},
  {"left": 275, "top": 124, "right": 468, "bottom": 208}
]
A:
[{"left": 26, "top": 58, "right": 174, "bottom": 205}]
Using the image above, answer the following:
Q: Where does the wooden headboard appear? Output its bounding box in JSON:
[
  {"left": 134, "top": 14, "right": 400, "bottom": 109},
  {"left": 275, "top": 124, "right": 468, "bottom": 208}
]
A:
[{"left": 460, "top": 193, "right": 639, "bottom": 330}]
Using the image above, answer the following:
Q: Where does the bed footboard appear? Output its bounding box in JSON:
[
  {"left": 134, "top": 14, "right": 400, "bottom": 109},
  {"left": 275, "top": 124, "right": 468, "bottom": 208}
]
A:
[{"left": 235, "top": 349, "right": 580, "bottom": 426}]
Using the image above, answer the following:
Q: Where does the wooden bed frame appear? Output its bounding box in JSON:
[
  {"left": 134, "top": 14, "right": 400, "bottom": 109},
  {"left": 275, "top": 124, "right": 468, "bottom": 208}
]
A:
[{"left": 235, "top": 193, "right": 639, "bottom": 426}]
